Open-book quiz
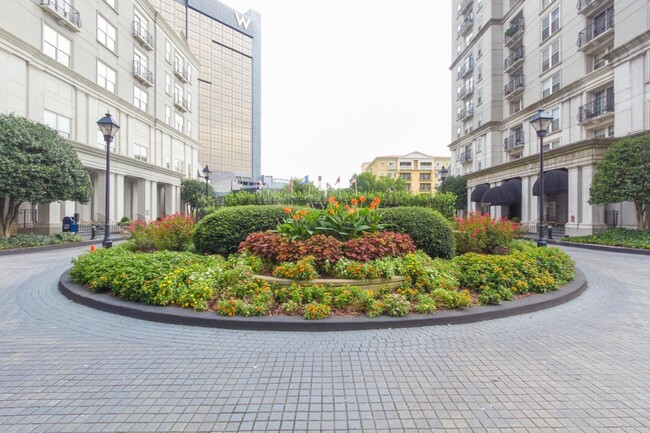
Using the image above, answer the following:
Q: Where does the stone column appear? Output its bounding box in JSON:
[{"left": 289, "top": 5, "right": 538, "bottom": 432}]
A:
[
  {"left": 114, "top": 174, "right": 125, "bottom": 222},
  {"left": 521, "top": 176, "right": 531, "bottom": 224},
  {"left": 565, "top": 167, "right": 580, "bottom": 236}
]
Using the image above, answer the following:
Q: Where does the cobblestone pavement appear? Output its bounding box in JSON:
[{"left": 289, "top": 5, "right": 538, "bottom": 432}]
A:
[{"left": 0, "top": 246, "right": 649, "bottom": 433}]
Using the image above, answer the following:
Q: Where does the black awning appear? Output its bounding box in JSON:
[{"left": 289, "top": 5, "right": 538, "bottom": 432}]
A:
[
  {"left": 533, "top": 170, "right": 568, "bottom": 196},
  {"left": 470, "top": 183, "right": 491, "bottom": 202},
  {"left": 482, "top": 179, "right": 521, "bottom": 206}
]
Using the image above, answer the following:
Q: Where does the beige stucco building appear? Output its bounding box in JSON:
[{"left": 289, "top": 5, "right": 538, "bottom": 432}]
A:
[
  {"left": 362, "top": 152, "right": 451, "bottom": 195},
  {"left": 1, "top": 0, "right": 202, "bottom": 233},
  {"left": 449, "top": 0, "right": 650, "bottom": 236}
]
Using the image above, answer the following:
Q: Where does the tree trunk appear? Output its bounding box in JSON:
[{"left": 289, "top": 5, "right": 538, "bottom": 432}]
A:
[
  {"left": 634, "top": 201, "right": 647, "bottom": 231},
  {"left": 0, "top": 197, "right": 22, "bottom": 238}
]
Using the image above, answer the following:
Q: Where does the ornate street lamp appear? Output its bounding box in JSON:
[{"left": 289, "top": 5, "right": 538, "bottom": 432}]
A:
[
  {"left": 439, "top": 166, "right": 449, "bottom": 188},
  {"left": 202, "top": 165, "right": 212, "bottom": 196},
  {"left": 529, "top": 109, "right": 554, "bottom": 247},
  {"left": 96, "top": 112, "right": 120, "bottom": 248}
]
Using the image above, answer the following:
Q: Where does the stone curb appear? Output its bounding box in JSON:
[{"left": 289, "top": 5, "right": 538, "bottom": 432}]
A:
[{"left": 59, "top": 269, "right": 587, "bottom": 332}]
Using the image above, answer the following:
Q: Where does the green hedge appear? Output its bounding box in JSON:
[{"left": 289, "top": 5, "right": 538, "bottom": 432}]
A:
[
  {"left": 194, "top": 205, "right": 287, "bottom": 255},
  {"left": 380, "top": 207, "right": 455, "bottom": 259}
]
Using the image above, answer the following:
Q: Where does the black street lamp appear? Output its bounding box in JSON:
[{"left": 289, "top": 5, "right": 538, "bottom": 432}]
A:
[
  {"left": 201, "top": 165, "right": 212, "bottom": 196},
  {"left": 529, "top": 109, "right": 554, "bottom": 247},
  {"left": 439, "top": 166, "right": 449, "bottom": 189},
  {"left": 96, "top": 112, "right": 120, "bottom": 248}
]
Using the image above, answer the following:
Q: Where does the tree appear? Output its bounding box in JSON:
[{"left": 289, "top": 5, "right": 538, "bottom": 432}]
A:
[
  {"left": 439, "top": 175, "right": 467, "bottom": 212},
  {"left": 589, "top": 134, "right": 650, "bottom": 230},
  {"left": 181, "top": 178, "right": 209, "bottom": 216},
  {"left": 353, "top": 172, "right": 406, "bottom": 193},
  {"left": 0, "top": 113, "right": 92, "bottom": 237}
]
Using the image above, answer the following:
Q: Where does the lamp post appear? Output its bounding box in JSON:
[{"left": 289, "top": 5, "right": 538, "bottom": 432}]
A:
[
  {"left": 529, "top": 109, "right": 554, "bottom": 247},
  {"left": 96, "top": 112, "right": 120, "bottom": 248},
  {"left": 201, "top": 165, "right": 212, "bottom": 196},
  {"left": 439, "top": 166, "right": 449, "bottom": 189}
]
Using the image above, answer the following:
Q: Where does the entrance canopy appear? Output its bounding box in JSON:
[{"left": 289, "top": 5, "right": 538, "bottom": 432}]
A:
[
  {"left": 470, "top": 183, "right": 491, "bottom": 202},
  {"left": 533, "top": 169, "right": 568, "bottom": 196},
  {"left": 482, "top": 179, "right": 522, "bottom": 206}
]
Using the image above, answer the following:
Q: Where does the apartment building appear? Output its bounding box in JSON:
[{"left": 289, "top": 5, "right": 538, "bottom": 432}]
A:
[
  {"left": 148, "top": 0, "right": 262, "bottom": 186},
  {"left": 0, "top": 0, "right": 201, "bottom": 233},
  {"left": 449, "top": 0, "right": 650, "bottom": 235},
  {"left": 362, "top": 152, "right": 451, "bottom": 195}
]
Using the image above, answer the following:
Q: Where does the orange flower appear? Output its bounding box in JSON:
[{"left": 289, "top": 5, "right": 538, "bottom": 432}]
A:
[
  {"left": 90, "top": 245, "right": 96, "bottom": 252},
  {"left": 359, "top": 196, "right": 366, "bottom": 203},
  {"left": 350, "top": 198, "right": 358, "bottom": 206},
  {"left": 327, "top": 196, "right": 337, "bottom": 205},
  {"left": 284, "top": 207, "right": 292, "bottom": 214}
]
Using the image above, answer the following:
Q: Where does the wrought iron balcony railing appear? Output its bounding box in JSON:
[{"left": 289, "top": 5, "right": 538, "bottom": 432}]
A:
[
  {"left": 40, "top": 0, "right": 81, "bottom": 31},
  {"left": 458, "top": 82, "right": 474, "bottom": 100},
  {"left": 457, "top": 13, "right": 474, "bottom": 37},
  {"left": 457, "top": 56, "right": 475, "bottom": 79},
  {"left": 133, "top": 21, "right": 154, "bottom": 51},
  {"left": 457, "top": 0, "right": 473, "bottom": 18},
  {"left": 174, "top": 94, "right": 190, "bottom": 112},
  {"left": 132, "top": 61, "right": 153, "bottom": 86},
  {"left": 457, "top": 106, "right": 474, "bottom": 121},
  {"left": 504, "top": 74, "right": 525, "bottom": 97},
  {"left": 460, "top": 149, "right": 474, "bottom": 163},
  {"left": 504, "top": 16, "right": 524, "bottom": 46},
  {"left": 577, "top": 94, "right": 614, "bottom": 123},
  {"left": 578, "top": 8, "right": 614, "bottom": 49},
  {"left": 504, "top": 131, "right": 525, "bottom": 151},
  {"left": 174, "top": 61, "right": 190, "bottom": 83},
  {"left": 504, "top": 45, "right": 525, "bottom": 72}
]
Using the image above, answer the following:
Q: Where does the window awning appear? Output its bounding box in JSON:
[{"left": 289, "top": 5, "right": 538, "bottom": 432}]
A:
[
  {"left": 533, "top": 169, "right": 568, "bottom": 196},
  {"left": 470, "top": 183, "right": 491, "bottom": 202},
  {"left": 482, "top": 179, "right": 522, "bottom": 206}
]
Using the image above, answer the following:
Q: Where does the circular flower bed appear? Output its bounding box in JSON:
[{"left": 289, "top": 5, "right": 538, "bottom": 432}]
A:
[{"left": 69, "top": 203, "right": 576, "bottom": 321}]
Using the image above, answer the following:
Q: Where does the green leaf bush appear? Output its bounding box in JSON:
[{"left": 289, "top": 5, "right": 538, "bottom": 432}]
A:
[
  {"left": 0, "top": 232, "right": 81, "bottom": 250},
  {"left": 380, "top": 207, "right": 455, "bottom": 259},
  {"left": 565, "top": 228, "right": 650, "bottom": 250},
  {"left": 194, "top": 205, "right": 287, "bottom": 255}
]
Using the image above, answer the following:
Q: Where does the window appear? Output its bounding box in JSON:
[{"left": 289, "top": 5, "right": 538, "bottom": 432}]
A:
[
  {"left": 476, "top": 40, "right": 482, "bottom": 58},
  {"left": 165, "top": 40, "right": 172, "bottom": 62},
  {"left": 464, "top": 120, "right": 473, "bottom": 134},
  {"left": 134, "top": 144, "right": 148, "bottom": 162},
  {"left": 548, "top": 107, "right": 560, "bottom": 133},
  {"left": 174, "top": 159, "right": 184, "bottom": 173},
  {"left": 43, "top": 24, "right": 71, "bottom": 67},
  {"left": 165, "top": 73, "right": 171, "bottom": 94},
  {"left": 541, "top": 0, "right": 555, "bottom": 9},
  {"left": 593, "top": 125, "right": 614, "bottom": 138},
  {"left": 542, "top": 73, "right": 560, "bottom": 98},
  {"left": 477, "top": 65, "right": 482, "bottom": 81},
  {"left": 477, "top": 135, "right": 485, "bottom": 152},
  {"left": 477, "top": 16, "right": 482, "bottom": 32},
  {"left": 43, "top": 110, "right": 70, "bottom": 139},
  {"left": 477, "top": 89, "right": 483, "bottom": 105},
  {"left": 104, "top": 0, "right": 116, "bottom": 8},
  {"left": 456, "top": 126, "right": 461, "bottom": 139},
  {"left": 541, "top": 39, "right": 560, "bottom": 72},
  {"left": 133, "top": 86, "right": 147, "bottom": 111},
  {"left": 174, "top": 113, "right": 183, "bottom": 132},
  {"left": 400, "top": 173, "right": 411, "bottom": 181},
  {"left": 511, "top": 99, "right": 523, "bottom": 114},
  {"left": 593, "top": 47, "right": 611, "bottom": 71},
  {"left": 542, "top": 6, "right": 560, "bottom": 41},
  {"left": 186, "top": 93, "right": 192, "bottom": 111},
  {"left": 97, "top": 60, "right": 116, "bottom": 92},
  {"left": 543, "top": 139, "right": 560, "bottom": 151},
  {"left": 420, "top": 173, "right": 431, "bottom": 181},
  {"left": 477, "top": 0, "right": 482, "bottom": 10},
  {"left": 478, "top": 162, "right": 482, "bottom": 170},
  {"left": 419, "top": 183, "right": 432, "bottom": 192},
  {"left": 165, "top": 106, "right": 171, "bottom": 124},
  {"left": 97, "top": 15, "right": 117, "bottom": 52},
  {"left": 134, "top": 49, "right": 147, "bottom": 70},
  {"left": 187, "top": 120, "right": 192, "bottom": 136},
  {"left": 477, "top": 113, "right": 483, "bottom": 127}
]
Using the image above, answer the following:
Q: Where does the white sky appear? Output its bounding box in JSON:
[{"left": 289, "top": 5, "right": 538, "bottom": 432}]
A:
[{"left": 224, "top": 0, "right": 453, "bottom": 187}]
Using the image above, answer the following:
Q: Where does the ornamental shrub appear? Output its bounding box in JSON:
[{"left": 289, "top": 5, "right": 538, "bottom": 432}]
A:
[
  {"left": 125, "top": 214, "right": 195, "bottom": 252},
  {"left": 194, "top": 205, "right": 287, "bottom": 255},
  {"left": 382, "top": 293, "right": 410, "bottom": 317},
  {"left": 380, "top": 207, "right": 455, "bottom": 259},
  {"left": 276, "top": 235, "right": 345, "bottom": 265},
  {"left": 453, "top": 212, "right": 523, "bottom": 255},
  {"left": 304, "top": 303, "right": 331, "bottom": 320},
  {"left": 343, "top": 231, "right": 416, "bottom": 262},
  {"left": 272, "top": 256, "right": 319, "bottom": 280}
]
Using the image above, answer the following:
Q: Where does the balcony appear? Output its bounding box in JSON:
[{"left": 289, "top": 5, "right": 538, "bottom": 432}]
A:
[
  {"left": 457, "top": 56, "right": 475, "bottom": 79},
  {"left": 174, "top": 94, "right": 190, "bottom": 112},
  {"left": 133, "top": 21, "right": 154, "bottom": 51},
  {"left": 457, "top": 0, "right": 473, "bottom": 18},
  {"left": 174, "top": 61, "right": 190, "bottom": 83},
  {"left": 577, "top": 0, "right": 613, "bottom": 16},
  {"left": 578, "top": 8, "right": 615, "bottom": 53},
  {"left": 457, "top": 82, "right": 474, "bottom": 100},
  {"left": 457, "top": 13, "right": 474, "bottom": 38},
  {"left": 40, "top": 0, "right": 81, "bottom": 32},
  {"left": 504, "top": 131, "right": 525, "bottom": 151},
  {"left": 460, "top": 149, "right": 474, "bottom": 164},
  {"left": 504, "top": 46, "right": 525, "bottom": 73},
  {"left": 132, "top": 61, "right": 154, "bottom": 87},
  {"left": 504, "top": 74, "right": 525, "bottom": 99},
  {"left": 504, "top": 16, "right": 524, "bottom": 47},
  {"left": 577, "top": 94, "right": 614, "bottom": 124},
  {"left": 457, "top": 106, "right": 474, "bottom": 121}
]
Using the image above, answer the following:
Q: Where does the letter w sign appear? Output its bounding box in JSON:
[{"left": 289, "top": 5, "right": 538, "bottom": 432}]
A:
[{"left": 235, "top": 12, "right": 251, "bottom": 29}]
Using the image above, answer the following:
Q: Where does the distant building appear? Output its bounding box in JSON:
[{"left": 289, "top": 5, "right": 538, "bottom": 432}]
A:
[
  {"left": 362, "top": 152, "right": 451, "bottom": 195},
  {"left": 449, "top": 0, "right": 650, "bottom": 235},
  {"left": 1, "top": 0, "right": 200, "bottom": 233}
]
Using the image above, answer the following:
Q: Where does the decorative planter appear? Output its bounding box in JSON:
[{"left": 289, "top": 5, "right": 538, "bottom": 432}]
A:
[{"left": 255, "top": 275, "right": 408, "bottom": 292}]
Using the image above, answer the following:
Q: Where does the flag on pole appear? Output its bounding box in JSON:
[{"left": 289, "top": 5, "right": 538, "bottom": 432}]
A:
[
  {"left": 318, "top": 176, "right": 323, "bottom": 190},
  {"left": 334, "top": 176, "right": 340, "bottom": 186},
  {"left": 303, "top": 175, "right": 309, "bottom": 184},
  {"left": 289, "top": 177, "right": 293, "bottom": 192},
  {"left": 326, "top": 183, "right": 331, "bottom": 189}
]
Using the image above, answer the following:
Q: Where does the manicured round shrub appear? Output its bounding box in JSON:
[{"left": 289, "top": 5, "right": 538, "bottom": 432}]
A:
[
  {"left": 194, "top": 205, "right": 287, "bottom": 255},
  {"left": 380, "top": 207, "right": 455, "bottom": 259}
]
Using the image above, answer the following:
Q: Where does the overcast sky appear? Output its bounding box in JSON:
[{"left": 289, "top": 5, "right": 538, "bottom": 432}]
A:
[{"left": 224, "top": 0, "right": 453, "bottom": 187}]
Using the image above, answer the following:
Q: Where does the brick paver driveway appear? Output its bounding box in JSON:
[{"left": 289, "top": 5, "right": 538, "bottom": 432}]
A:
[{"left": 0, "top": 245, "right": 649, "bottom": 433}]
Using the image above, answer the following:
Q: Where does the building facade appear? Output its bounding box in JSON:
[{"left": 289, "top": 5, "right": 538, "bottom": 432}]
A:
[
  {"left": 449, "top": 0, "right": 650, "bottom": 235},
  {"left": 148, "top": 0, "right": 262, "bottom": 187},
  {"left": 1, "top": 0, "right": 201, "bottom": 233},
  {"left": 363, "top": 152, "right": 451, "bottom": 195}
]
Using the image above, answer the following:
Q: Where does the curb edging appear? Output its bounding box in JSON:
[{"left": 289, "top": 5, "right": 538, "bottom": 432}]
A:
[{"left": 59, "top": 269, "right": 587, "bottom": 332}]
